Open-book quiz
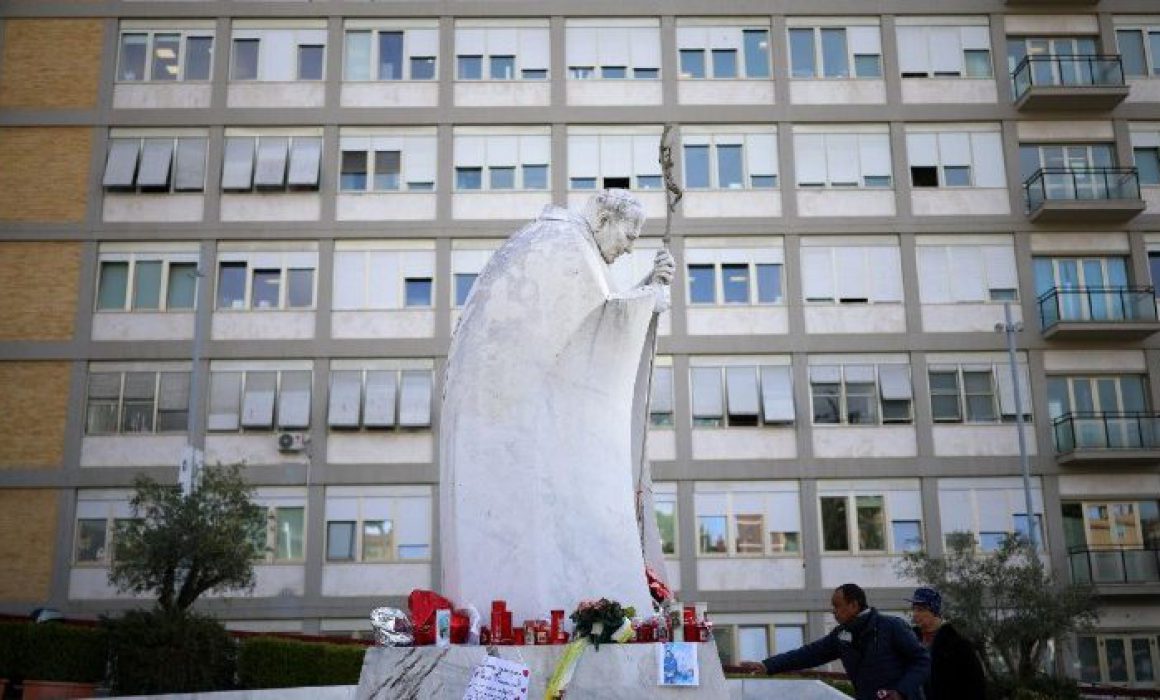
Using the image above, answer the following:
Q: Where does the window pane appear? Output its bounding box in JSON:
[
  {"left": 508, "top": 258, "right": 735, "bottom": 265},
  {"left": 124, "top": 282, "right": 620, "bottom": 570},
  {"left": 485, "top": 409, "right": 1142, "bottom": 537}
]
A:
[
  {"left": 770, "top": 531, "right": 799, "bottom": 553},
  {"left": 680, "top": 50, "right": 705, "bottom": 79},
  {"left": 458, "top": 55, "right": 482, "bottom": 80},
  {"left": 287, "top": 268, "right": 314, "bottom": 308},
  {"left": 743, "top": 30, "right": 771, "bottom": 78},
  {"left": 490, "top": 166, "right": 515, "bottom": 190},
  {"left": 1136, "top": 148, "right": 1160, "bottom": 186},
  {"left": 399, "top": 544, "right": 430, "bottom": 559},
  {"left": 712, "top": 49, "right": 738, "bottom": 79},
  {"left": 326, "top": 521, "right": 355, "bottom": 561},
  {"left": 856, "top": 495, "right": 885, "bottom": 551},
  {"left": 362, "top": 520, "right": 394, "bottom": 561},
  {"left": 231, "top": 39, "right": 259, "bottom": 80},
  {"left": 151, "top": 33, "right": 181, "bottom": 81},
  {"left": 944, "top": 166, "right": 971, "bottom": 187},
  {"left": 275, "top": 507, "right": 305, "bottom": 560},
  {"left": 523, "top": 164, "right": 548, "bottom": 190},
  {"left": 132, "top": 261, "right": 163, "bottom": 310},
  {"left": 722, "top": 263, "right": 750, "bottom": 303},
  {"left": 341, "top": 151, "right": 368, "bottom": 191},
  {"left": 739, "top": 627, "right": 769, "bottom": 662},
  {"left": 812, "top": 382, "right": 841, "bottom": 424},
  {"left": 374, "top": 150, "right": 401, "bottom": 191},
  {"left": 122, "top": 402, "right": 155, "bottom": 434},
  {"left": 455, "top": 273, "right": 478, "bottom": 306},
  {"left": 1133, "top": 638, "right": 1154, "bottom": 682},
  {"left": 637, "top": 174, "right": 662, "bottom": 189},
  {"left": 684, "top": 145, "right": 710, "bottom": 188},
  {"left": 97, "top": 261, "right": 129, "bottom": 310},
  {"left": 298, "top": 45, "right": 324, "bottom": 80},
  {"left": 521, "top": 68, "right": 547, "bottom": 80},
  {"left": 846, "top": 382, "right": 878, "bottom": 424},
  {"left": 76, "top": 519, "right": 108, "bottom": 563},
  {"left": 775, "top": 626, "right": 804, "bottom": 653},
  {"left": 456, "top": 167, "right": 482, "bottom": 190},
  {"left": 405, "top": 278, "right": 433, "bottom": 307},
  {"left": 1106, "top": 638, "right": 1129, "bottom": 682},
  {"left": 1152, "top": 33, "right": 1160, "bottom": 76},
  {"left": 978, "top": 532, "right": 1005, "bottom": 552},
  {"left": 698, "top": 515, "right": 728, "bottom": 554},
  {"left": 490, "top": 55, "right": 515, "bottom": 80},
  {"left": 735, "top": 513, "right": 764, "bottom": 554},
  {"left": 964, "top": 49, "right": 991, "bottom": 78},
  {"left": 854, "top": 54, "right": 881, "bottom": 78},
  {"left": 411, "top": 56, "right": 436, "bottom": 80},
  {"left": 1077, "top": 637, "right": 1101, "bottom": 683},
  {"left": 688, "top": 264, "right": 716, "bottom": 304},
  {"left": 166, "top": 262, "right": 197, "bottom": 310},
  {"left": 601, "top": 66, "right": 626, "bottom": 79},
  {"left": 119, "top": 33, "right": 147, "bottom": 81},
  {"left": 789, "top": 29, "right": 815, "bottom": 78},
  {"left": 821, "top": 496, "right": 850, "bottom": 551},
  {"left": 345, "top": 31, "right": 371, "bottom": 81},
  {"left": 892, "top": 520, "right": 923, "bottom": 552},
  {"left": 251, "top": 269, "right": 280, "bottom": 309},
  {"left": 1118, "top": 30, "right": 1147, "bottom": 77},
  {"left": 756, "top": 264, "right": 782, "bottom": 303},
  {"left": 378, "top": 32, "right": 403, "bottom": 80},
  {"left": 87, "top": 400, "right": 119, "bottom": 434},
  {"left": 821, "top": 29, "right": 849, "bottom": 78},
  {"left": 655, "top": 500, "right": 676, "bottom": 554},
  {"left": 717, "top": 145, "right": 743, "bottom": 189},
  {"left": 633, "top": 68, "right": 659, "bottom": 79}
]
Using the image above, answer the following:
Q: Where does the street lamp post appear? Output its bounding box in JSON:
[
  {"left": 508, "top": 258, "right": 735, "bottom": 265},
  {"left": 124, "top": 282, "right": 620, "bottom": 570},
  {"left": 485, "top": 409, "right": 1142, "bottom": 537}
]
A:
[
  {"left": 997, "top": 301, "right": 1038, "bottom": 550},
  {"left": 180, "top": 265, "right": 207, "bottom": 495}
]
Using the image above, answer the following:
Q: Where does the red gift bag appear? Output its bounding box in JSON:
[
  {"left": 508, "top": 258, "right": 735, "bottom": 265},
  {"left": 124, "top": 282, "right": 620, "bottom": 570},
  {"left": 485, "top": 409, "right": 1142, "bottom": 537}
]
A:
[{"left": 408, "top": 589, "right": 453, "bottom": 645}]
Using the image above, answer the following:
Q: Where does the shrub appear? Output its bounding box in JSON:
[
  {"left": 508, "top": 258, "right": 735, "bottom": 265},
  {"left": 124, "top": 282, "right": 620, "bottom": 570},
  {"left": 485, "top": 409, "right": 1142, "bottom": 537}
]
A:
[
  {"left": 0, "top": 622, "right": 28, "bottom": 680},
  {"left": 104, "top": 609, "right": 236, "bottom": 695},
  {"left": 21, "top": 623, "right": 106, "bottom": 683},
  {"left": 238, "top": 636, "right": 365, "bottom": 689},
  {"left": 987, "top": 673, "right": 1081, "bottom": 700}
]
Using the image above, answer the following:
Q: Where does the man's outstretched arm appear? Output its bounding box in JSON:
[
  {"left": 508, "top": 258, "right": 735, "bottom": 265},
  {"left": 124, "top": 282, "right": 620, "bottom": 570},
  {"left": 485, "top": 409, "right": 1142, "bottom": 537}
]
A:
[{"left": 739, "top": 633, "right": 841, "bottom": 676}]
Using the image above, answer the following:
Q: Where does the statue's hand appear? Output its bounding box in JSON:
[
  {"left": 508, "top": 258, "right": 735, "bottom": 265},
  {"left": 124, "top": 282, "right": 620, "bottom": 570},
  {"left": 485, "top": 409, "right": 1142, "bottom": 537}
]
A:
[{"left": 650, "top": 250, "right": 675, "bottom": 286}]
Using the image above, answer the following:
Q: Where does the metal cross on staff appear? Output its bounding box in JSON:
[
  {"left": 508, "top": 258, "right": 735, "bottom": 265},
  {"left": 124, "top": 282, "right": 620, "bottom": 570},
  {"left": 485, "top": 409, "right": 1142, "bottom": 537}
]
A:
[{"left": 659, "top": 123, "right": 683, "bottom": 249}]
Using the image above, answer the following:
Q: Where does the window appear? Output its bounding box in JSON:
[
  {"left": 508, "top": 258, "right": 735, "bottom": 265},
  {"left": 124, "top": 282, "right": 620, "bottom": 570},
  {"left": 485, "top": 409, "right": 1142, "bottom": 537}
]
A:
[
  {"left": 682, "top": 132, "right": 778, "bottom": 190},
  {"left": 1116, "top": 23, "right": 1160, "bottom": 77},
  {"left": 654, "top": 483, "right": 678, "bottom": 555},
  {"left": 324, "top": 489, "right": 432, "bottom": 562},
  {"left": 1048, "top": 375, "right": 1148, "bottom": 451},
  {"left": 928, "top": 361, "right": 1031, "bottom": 423},
  {"left": 897, "top": 23, "right": 993, "bottom": 78},
  {"left": 820, "top": 487, "right": 923, "bottom": 554},
  {"left": 809, "top": 364, "right": 913, "bottom": 425},
  {"left": 1131, "top": 128, "right": 1160, "bottom": 186},
  {"left": 713, "top": 622, "right": 804, "bottom": 666},
  {"left": 328, "top": 365, "right": 434, "bottom": 430},
  {"left": 938, "top": 478, "right": 1044, "bottom": 552},
  {"left": 339, "top": 132, "right": 437, "bottom": 192},
  {"left": 566, "top": 22, "right": 661, "bottom": 79},
  {"left": 685, "top": 260, "right": 783, "bottom": 305},
  {"left": 788, "top": 25, "right": 882, "bottom": 79},
  {"left": 74, "top": 494, "right": 138, "bottom": 566},
  {"left": 344, "top": 26, "right": 438, "bottom": 82},
  {"left": 676, "top": 26, "right": 771, "bottom": 80},
  {"left": 215, "top": 253, "right": 316, "bottom": 310},
  {"left": 690, "top": 363, "right": 794, "bottom": 427},
  {"left": 1033, "top": 256, "right": 1130, "bottom": 322},
  {"left": 695, "top": 483, "right": 801, "bottom": 557},
  {"left": 454, "top": 132, "right": 551, "bottom": 192},
  {"left": 96, "top": 251, "right": 198, "bottom": 312},
  {"left": 251, "top": 504, "right": 306, "bottom": 562},
  {"left": 906, "top": 129, "right": 1006, "bottom": 189},
  {"left": 117, "top": 29, "right": 214, "bottom": 82},
  {"left": 917, "top": 243, "right": 1018, "bottom": 304},
  {"left": 221, "top": 134, "right": 322, "bottom": 192},
  {"left": 455, "top": 25, "right": 550, "bottom": 81},
  {"left": 793, "top": 131, "right": 892, "bottom": 188},
  {"left": 650, "top": 364, "right": 675, "bottom": 427},
  {"left": 85, "top": 369, "right": 190, "bottom": 435},
  {"left": 230, "top": 26, "right": 328, "bottom": 82},
  {"left": 103, "top": 136, "right": 208, "bottom": 193},
  {"left": 568, "top": 131, "right": 662, "bottom": 190},
  {"left": 207, "top": 367, "right": 312, "bottom": 432},
  {"left": 1007, "top": 36, "right": 1099, "bottom": 89},
  {"left": 333, "top": 244, "right": 436, "bottom": 311},
  {"left": 801, "top": 243, "right": 903, "bottom": 304},
  {"left": 1077, "top": 635, "right": 1160, "bottom": 686}
]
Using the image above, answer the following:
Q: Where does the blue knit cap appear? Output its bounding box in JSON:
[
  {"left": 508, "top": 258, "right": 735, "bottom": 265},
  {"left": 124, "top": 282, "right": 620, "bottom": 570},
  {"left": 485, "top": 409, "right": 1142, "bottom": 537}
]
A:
[{"left": 906, "top": 587, "right": 942, "bottom": 616}]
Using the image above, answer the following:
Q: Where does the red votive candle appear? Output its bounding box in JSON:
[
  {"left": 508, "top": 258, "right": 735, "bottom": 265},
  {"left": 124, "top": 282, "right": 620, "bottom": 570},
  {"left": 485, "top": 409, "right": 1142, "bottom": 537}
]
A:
[
  {"left": 490, "top": 601, "right": 506, "bottom": 642},
  {"left": 550, "top": 610, "right": 565, "bottom": 642},
  {"left": 503, "top": 611, "right": 513, "bottom": 642},
  {"left": 513, "top": 628, "right": 525, "bottom": 645}
]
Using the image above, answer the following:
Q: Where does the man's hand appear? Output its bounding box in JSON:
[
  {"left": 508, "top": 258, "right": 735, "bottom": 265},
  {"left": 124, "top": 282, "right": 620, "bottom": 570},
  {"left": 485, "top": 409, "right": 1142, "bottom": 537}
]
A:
[
  {"left": 876, "top": 690, "right": 903, "bottom": 700},
  {"left": 650, "top": 250, "right": 675, "bottom": 286},
  {"left": 737, "top": 661, "right": 767, "bottom": 675}
]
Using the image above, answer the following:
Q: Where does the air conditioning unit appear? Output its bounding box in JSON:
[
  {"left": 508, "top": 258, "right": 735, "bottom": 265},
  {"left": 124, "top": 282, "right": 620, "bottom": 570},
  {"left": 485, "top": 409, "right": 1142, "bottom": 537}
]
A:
[{"left": 277, "top": 432, "right": 309, "bottom": 453}]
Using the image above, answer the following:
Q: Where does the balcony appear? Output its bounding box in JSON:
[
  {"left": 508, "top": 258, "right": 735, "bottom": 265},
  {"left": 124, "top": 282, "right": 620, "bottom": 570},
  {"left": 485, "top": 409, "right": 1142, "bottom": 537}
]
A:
[
  {"left": 1053, "top": 412, "right": 1160, "bottom": 465},
  {"left": 1024, "top": 168, "right": 1145, "bottom": 223},
  {"left": 1012, "top": 55, "right": 1130, "bottom": 111},
  {"left": 1038, "top": 287, "right": 1160, "bottom": 340},
  {"left": 1069, "top": 547, "right": 1160, "bottom": 586}
]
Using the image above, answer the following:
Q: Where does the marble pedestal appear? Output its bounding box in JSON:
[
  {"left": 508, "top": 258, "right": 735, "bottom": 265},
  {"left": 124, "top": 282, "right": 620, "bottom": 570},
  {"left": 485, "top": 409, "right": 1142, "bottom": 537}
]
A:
[{"left": 356, "top": 642, "right": 729, "bottom": 699}]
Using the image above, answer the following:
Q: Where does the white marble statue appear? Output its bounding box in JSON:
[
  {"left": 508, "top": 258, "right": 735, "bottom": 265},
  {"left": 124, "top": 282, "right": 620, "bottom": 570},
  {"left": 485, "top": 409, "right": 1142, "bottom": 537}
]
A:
[{"left": 439, "top": 190, "right": 675, "bottom": 624}]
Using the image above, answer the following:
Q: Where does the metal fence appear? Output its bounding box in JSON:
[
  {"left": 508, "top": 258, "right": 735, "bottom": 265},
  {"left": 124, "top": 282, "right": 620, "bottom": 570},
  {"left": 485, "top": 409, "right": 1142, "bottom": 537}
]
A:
[
  {"left": 1012, "top": 54, "right": 1126, "bottom": 100},
  {"left": 1038, "top": 287, "right": 1158, "bottom": 329}
]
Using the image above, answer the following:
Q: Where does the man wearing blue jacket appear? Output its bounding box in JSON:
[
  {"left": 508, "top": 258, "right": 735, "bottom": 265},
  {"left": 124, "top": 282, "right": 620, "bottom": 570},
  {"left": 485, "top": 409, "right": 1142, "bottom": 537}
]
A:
[{"left": 739, "top": 583, "right": 930, "bottom": 700}]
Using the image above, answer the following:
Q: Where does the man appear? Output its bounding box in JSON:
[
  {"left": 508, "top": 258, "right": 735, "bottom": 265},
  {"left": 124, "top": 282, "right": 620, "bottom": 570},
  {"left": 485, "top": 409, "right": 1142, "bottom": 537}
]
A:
[
  {"left": 439, "top": 190, "right": 675, "bottom": 623},
  {"left": 739, "top": 583, "right": 930, "bottom": 700},
  {"left": 908, "top": 587, "right": 986, "bottom": 700}
]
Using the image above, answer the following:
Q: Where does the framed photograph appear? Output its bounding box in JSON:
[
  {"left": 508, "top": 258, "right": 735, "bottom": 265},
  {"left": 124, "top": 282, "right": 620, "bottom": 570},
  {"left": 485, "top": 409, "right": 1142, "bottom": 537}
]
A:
[
  {"left": 657, "top": 641, "right": 699, "bottom": 686},
  {"left": 435, "top": 608, "right": 451, "bottom": 648}
]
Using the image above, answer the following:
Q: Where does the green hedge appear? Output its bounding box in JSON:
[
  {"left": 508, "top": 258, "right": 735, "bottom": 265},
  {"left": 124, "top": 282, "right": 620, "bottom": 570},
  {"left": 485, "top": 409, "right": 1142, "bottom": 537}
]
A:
[
  {"left": 238, "top": 636, "right": 366, "bottom": 689},
  {"left": 0, "top": 622, "right": 27, "bottom": 679},
  {"left": 1, "top": 622, "right": 107, "bottom": 684},
  {"left": 104, "top": 609, "right": 236, "bottom": 696}
]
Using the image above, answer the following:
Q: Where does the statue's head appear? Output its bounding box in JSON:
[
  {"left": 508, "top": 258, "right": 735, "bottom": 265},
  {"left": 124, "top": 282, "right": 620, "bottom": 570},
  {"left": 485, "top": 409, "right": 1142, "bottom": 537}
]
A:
[{"left": 582, "top": 189, "right": 646, "bottom": 264}]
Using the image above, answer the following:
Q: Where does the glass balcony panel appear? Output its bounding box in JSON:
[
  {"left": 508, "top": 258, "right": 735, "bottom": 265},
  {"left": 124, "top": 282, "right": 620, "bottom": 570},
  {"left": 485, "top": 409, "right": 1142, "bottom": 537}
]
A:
[
  {"left": 1091, "top": 550, "right": 1127, "bottom": 583},
  {"left": 1070, "top": 552, "right": 1092, "bottom": 584},
  {"left": 1124, "top": 550, "right": 1160, "bottom": 583}
]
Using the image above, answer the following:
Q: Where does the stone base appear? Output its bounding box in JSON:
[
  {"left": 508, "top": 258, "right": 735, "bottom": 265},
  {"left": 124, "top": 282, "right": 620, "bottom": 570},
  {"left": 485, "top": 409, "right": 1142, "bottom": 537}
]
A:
[{"left": 356, "top": 642, "right": 730, "bottom": 699}]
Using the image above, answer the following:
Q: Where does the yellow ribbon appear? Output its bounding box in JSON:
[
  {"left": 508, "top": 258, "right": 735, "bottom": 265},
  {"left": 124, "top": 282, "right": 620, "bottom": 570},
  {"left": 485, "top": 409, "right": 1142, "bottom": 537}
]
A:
[{"left": 543, "top": 618, "right": 635, "bottom": 699}]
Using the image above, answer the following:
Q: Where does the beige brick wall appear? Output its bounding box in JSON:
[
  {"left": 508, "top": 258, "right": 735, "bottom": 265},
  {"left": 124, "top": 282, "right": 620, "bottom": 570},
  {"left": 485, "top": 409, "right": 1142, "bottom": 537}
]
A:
[
  {"left": 0, "top": 362, "right": 71, "bottom": 469},
  {"left": 0, "top": 489, "right": 58, "bottom": 602},
  {"left": 0, "top": 242, "right": 82, "bottom": 341},
  {"left": 0, "top": 19, "right": 104, "bottom": 109},
  {"left": 0, "top": 128, "right": 92, "bottom": 223}
]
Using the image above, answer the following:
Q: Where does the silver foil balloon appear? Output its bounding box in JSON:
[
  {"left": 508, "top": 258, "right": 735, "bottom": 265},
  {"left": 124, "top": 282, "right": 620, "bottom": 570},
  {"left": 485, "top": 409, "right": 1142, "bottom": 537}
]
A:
[{"left": 370, "top": 606, "right": 414, "bottom": 646}]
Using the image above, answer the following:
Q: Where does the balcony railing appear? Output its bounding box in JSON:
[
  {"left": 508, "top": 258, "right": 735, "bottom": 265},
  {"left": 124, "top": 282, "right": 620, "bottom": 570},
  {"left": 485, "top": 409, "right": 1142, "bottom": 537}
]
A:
[
  {"left": 1053, "top": 412, "right": 1160, "bottom": 454},
  {"left": 1069, "top": 546, "right": 1160, "bottom": 585},
  {"left": 1024, "top": 168, "right": 1141, "bottom": 212},
  {"left": 1038, "top": 286, "right": 1159, "bottom": 329},
  {"left": 1012, "top": 54, "right": 1127, "bottom": 100}
]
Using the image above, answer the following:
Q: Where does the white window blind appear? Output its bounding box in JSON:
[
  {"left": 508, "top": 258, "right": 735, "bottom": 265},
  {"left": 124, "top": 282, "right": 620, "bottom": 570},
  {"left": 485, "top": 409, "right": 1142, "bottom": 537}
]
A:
[
  {"left": 241, "top": 371, "right": 277, "bottom": 428},
  {"left": 996, "top": 364, "right": 1032, "bottom": 417},
  {"left": 175, "top": 138, "right": 207, "bottom": 191},
  {"left": 879, "top": 365, "right": 913, "bottom": 400},
  {"left": 398, "top": 371, "right": 432, "bottom": 427},
  {"left": 328, "top": 370, "right": 362, "bottom": 427},
  {"left": 208, "top": 372, "right": 241, "bottom": 431},
  {"left": 691, "top": 367, "right": 724, "bottom": 419},
  {"left": 288, "top": 137, "right": 322, "bottom": 187},
  {"left": 651, "top": 366, "right": 674, "bottom": 415},
  {"left": 254, "top": 137, "right": 289, "bottom": 188},
  {"left": 222, "top": 138, "right": 256, "bottom": 190},
  {"left": 277, "top": 370, "right": 312, "bottom": 429},
  {"left": 761, "top": 365, "right": 794, "bottom": 423},
  {"left": 137, "top": 139, "right": 174, "bottom": 188},
  {"left": 726, "top": 367, "right": 760, "bottom": 417},
  {"left": 104, "top": 140, "right": 141, "bottom": 188},
  {"left": 364, "top": 371, "right": 398, "bottom": 427}
]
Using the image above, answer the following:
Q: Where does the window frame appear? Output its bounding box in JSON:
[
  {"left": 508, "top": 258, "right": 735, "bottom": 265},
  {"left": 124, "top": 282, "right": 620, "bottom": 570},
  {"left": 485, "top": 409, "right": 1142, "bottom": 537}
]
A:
[
  {"left": 686, "top": 260, "right": 784, "bottom": 306},
  {"left": 252, "top": 504, "right": 307, "bottom": 564},
  {"left": 675, "top": 26, "right": 772, "bottom": 81},
  {"left": 787, "top": 25, "right": 883, "bottom": 80},
  {"left": 809, "top": 364, "right": 914, "bottom": 426},
  {"left": 695, "top": 486, "right": 802, "bottom": 559},
  {"left": 84, "top": 369, "right": 191, "bottom": 436},
  {"left": 793, "top": 131, "right": 894, "bottom": 189},
  {"left": 681, "top": 133, "right": 779, "bottom": 191},
  {"left": 206, "top": 367, "right": 313, "bottom": 433},
  {"left": 102, "top": 136, "right": 208, "bottom": 194},
  {"left": 565, "top": 24, "right": 662, "bottom": 80},
  {"left": 116, "top": 29, "right": 215, "bottom": 83},
  {"left": 343, "top": 27, "right": 439, "bottom": 82},
  {"left": 324, "top": 493, "right": 433, "bottom": 563},
  {"left": 214, "top": 256, "right": 317, "bottom": 311},
  {"left": 819, "top": 491, "right": 923, "bottom": 555},
  {"left": 221, "top": 134, "right": 323, "bottom": 193},
  {"left": 690, "top": 364, "right": 796, "bottom": 428},
  {"left": 1114, "top": 24, "right": 1160, "bottom": 77},
  {"left": 326, "top": 366, "right": 434, "bottom": 431},
  {"left": 95, "top": 253, "right": 199, "bottom": 313},
  {"left": 453, "top": 133, "right": 552, "bottom": 193}
]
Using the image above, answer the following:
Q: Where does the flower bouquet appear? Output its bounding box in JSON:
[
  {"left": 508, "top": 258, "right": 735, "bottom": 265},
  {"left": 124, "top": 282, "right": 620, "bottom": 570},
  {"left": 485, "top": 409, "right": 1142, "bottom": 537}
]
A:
[{"left": 569, "top": 598, "right": 636, "bottom": 651}]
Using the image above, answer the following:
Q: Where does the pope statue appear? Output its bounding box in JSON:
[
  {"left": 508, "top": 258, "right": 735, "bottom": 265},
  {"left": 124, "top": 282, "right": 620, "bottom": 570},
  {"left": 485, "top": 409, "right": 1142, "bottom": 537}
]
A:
[{"left": 439, "top": 190, "right": 675, "bottom": 624}]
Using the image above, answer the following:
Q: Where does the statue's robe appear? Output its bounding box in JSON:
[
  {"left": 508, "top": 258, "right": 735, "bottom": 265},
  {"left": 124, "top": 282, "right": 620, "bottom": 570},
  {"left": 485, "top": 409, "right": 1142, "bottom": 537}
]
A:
[{"left": 439, "top": 205, "right": 659, "bottom": 623}]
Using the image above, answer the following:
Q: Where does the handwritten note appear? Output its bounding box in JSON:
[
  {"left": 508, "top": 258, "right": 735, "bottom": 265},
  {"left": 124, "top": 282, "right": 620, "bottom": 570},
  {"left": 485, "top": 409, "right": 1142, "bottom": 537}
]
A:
[{"left": 462, "top": 655, "right": 530, "bottom": 700}]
